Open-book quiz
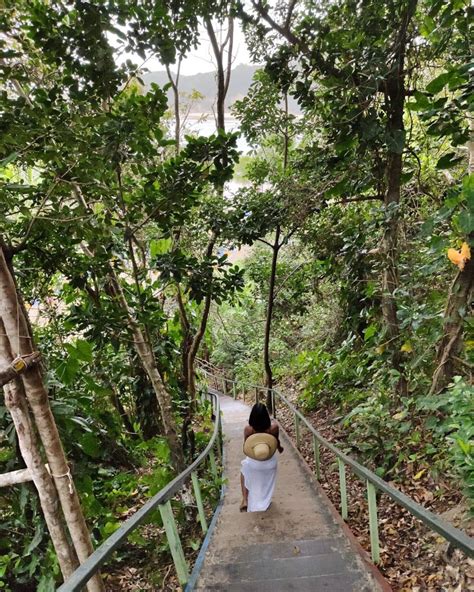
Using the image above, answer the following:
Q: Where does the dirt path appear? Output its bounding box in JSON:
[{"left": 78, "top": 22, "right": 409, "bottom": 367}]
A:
[{"left": 194, "top": 395, "right": 390, "bottom": 591}]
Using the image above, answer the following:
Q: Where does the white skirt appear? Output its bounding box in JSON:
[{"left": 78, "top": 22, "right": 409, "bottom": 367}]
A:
[{"left": 241, "top": 455, "right": 278, "bottom": 512}]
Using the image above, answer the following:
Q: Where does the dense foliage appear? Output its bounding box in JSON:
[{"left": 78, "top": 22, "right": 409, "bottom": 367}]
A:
[{"left": 0, "top": 0, "right": 472, "bottom": 589}]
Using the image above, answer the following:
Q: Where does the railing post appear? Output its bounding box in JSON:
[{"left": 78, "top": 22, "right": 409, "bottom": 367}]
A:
[
  {"left": 294, "top": 412, "right": 301, "bottom": 448},
  {"left": 338, "top": 459, "right": 348, "bottom": 520},
  {"left": 313, "top": 435, "right": 321, "bottom": 480},
  {"left": 191, "top": 472, "right": 208, "bottom": 534},
  {"left": 223, "top": 378, "right": 228, "bottom": 395},
  {"left": 159, "top": 500, "right": 189, "bottom": 585},
  {"left": 232, "top": 381, "right": 236, "bottom": 400},
  {"left": 209, "top": 448, "right": 218, "bottom": 480},
  {"left": 367, "top": 481, "right": 380, "bottom": 563},
  {"left": 271, "top": 390, "right": 276, "bottom": 419},
  {"left": 215, "top": 417, "right": 222, "bottom": 463}
]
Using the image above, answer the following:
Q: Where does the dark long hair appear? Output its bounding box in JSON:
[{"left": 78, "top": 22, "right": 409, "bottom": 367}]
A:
[{"left": 248, "top": 403, "right": 271, "bottom": 433}]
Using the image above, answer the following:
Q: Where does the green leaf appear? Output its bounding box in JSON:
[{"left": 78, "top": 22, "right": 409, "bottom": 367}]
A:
[
  {"left": 102, "top": 521, "right": 121, "bottom": 536},
  {"left": 363, "top": 324, "right": 377, "bottom": 341},
  {"left": 79, "top": 432, "right": 101, "bottom": 458},
  {"left": 456, "top": 438, "right": 471, "bottom": 455},
  {"left": 458, "top": 210, "right": 474, "bottom": 234},
  {"left": 37, "top": 575, "right": 56, "bottom": 592},
  {"left": 461, "top": 174, "right": 474, "bottom": 211},
  {"left": 436, "top": 152, "right": 463, "bottom": 170},
  {"left": 57, "top": 357, "right": 80, "bottom": 385},
  {"left": 386, "top": 129, "right": 405, "bottom": 154},
  {"left": 150, "top": 238, "right": 172, "bottom": 257},
  {"left": 75, "top": 339, "right": 93, "bottom": 363},
  {"left": 0, "top": 152, "right": 19, "bottom": 167},
  {"left": 25, "top": 525, "right": 43, "bottom": 556},
  {"left": 426, "top": 72, "right": 452, "bottom": 94},
  {"left": 420, "top": 15, "right": 436, "bottom": 38}
]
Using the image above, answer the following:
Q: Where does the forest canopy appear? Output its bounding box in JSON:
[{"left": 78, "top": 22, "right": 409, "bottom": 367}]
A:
[{"left": 0, "top": 0, "right": 472, "bottom": 590}]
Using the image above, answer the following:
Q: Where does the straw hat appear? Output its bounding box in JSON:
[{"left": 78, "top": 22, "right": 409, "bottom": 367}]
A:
[{"left": 243, "top": 433, "right": 278, "bottom": 461}]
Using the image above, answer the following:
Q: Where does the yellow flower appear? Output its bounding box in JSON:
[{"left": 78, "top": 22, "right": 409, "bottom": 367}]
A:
[{"left": 447, "top": 242, "right": 471, "bottom": 271}]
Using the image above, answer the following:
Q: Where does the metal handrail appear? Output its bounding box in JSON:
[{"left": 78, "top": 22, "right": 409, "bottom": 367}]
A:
[
  {"left": 198, "top": 365, "right": 474, "bottom": 561},
  {"left": 58, "top": 390, "right": 222, "bottom": 591}
]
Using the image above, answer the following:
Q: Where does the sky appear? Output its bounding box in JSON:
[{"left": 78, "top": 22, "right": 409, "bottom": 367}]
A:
[{"left": 126, "top": 21, "right": 253, "bottom": 77}]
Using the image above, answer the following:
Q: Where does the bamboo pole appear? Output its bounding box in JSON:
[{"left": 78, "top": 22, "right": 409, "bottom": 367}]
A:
[
  {"left": 0, "top": 323, "right": 78, "bottom": 579},
  {"left": 0, "top": 249, "right": 104, "bottom": 592},
  {"left": 0, "top": 467, "right": 32, "bottom": 487}
]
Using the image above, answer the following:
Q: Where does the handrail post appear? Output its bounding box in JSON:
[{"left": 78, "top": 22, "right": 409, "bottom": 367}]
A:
[
  {"left": 191, "top": 472, "right": 208, "bottom": 534},
  {"left": 159, "top": 500, "right": 189, "bottom": 586},
  {"left": 223, "top": 378, "right": 228, "bottom": 395},
  {"left": 271, "top": 390, "right": 276, "bottom": 418},
  {"left": 313, "top": 435, "right": 321, "bottom": 480},
  {"left": 294, "top": 412, "right": 301, "bottom": 448},
  {"left": 209, "top": 449, "right": 218, "bottom": 480},
  {"left": 338, "top": 459, "right": 348, "bottom": 520},
  {"left": 215, "top": 418, "right": 222, "bottom": 463},
  {"left": 367, "top": 481, "right": 380, "bottom": 563},
  {"left": 232, "top": 381, "right": 236, "bottom": 400}
]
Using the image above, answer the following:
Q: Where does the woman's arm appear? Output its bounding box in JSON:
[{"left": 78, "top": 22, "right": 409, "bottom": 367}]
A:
[
  {"left": 244, "top": 424, "right": 254, "bottom": 442},
  {"left": 270, "top": 421, "right": 284, "bottom": 453}
]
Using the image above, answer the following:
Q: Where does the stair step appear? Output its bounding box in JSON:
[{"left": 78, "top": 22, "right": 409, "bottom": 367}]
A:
[
  {"left": 201, "top": 551, "right": 357, "bottom": 585},
  {"left": 204, "top": 536, "right": 346, "bottom": 565},
  {"left": 195, "top": 571, "right": 371, "bottom": 592}
]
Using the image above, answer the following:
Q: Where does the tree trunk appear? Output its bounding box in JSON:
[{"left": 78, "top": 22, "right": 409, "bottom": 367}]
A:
[
  {"left": 0, "top": 323, "right": 78, "bottom": 582},
  {"left": 264, "top": 227, "right": 281, "bottom": 411},
  {"left": 429, "top": 257, "right": 474, "bottom": 394},
  {"left": 430, "top": 118, "right": 474, "bottom": 394},
  {"left": 186, "top": 237, "right": 216, "bottom": 405},
  {"left": 382, "top": 143, "right": 408, "bottom": 398},
  {"left": 380, "top": 1, "right": 417, "bottom": 399},
  {"left": 108, "top": 270, "right": 184, "bottom": 470},
  {"left": 183, "top": 17, "right": 233, "bottom": 404},
  {"left": 109, "top": 386, "right": 136, "bottom": 437},
  {"left": 75, "top": 185, "right": 182, "bottom": 467},
  {"left": 165, "top": 60, "right": 181, "bottom": 154},
  {"left": 0, "top": 247, "right": 104, "bottom": 592},
  {"left": 205, "top": 17, "right": 234, "bottom": 131},
  {"left": 176, "top": 286, "right": 192, "bottom": 393}
]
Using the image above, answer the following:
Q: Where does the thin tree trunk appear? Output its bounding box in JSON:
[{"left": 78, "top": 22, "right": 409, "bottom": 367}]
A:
[
  {"left": 186, "top": 237, "right": 216, "bottom": 405},
  {"left": 429, "top": 257, "right": 474, "bottom": 394},
  {"left": 165, "top": 59, "right": 182, "bottom": 154},
  {"left": 176, "top": 286, "right": 192, "bottom": 393},
  {"left": 382, "top": 143, "right": 408, "bottom": 397},
  {"left": 429, "top": 117, "right": 474, "bottom": 394},
  {"left": 205, "top": 15, "right": 233, "bottom": 131},
  {"left": 0, "top": 467, "right": 32, "bottom": 487},
  {"left": 380, "top": 0, "right": 417, "bottom": 399},
  {"left": 108, "top": 270, "right": 184, "bottom": 470},
  {"left": 0, "top": 323, "right": 78, "bottom": 582},
  {"left": 264, "top": 227, "right": 281, "bottom": 411},
  {"left": 109, "top": 386, "right": 136, "bottom": 436},
  {"left": 184, "top": 17, "right": 233, "bottom": 403},
  {"left": 0, "top": 248, "right": 104, "bottom": 592},
  {"left": 73, "top": 184, "right": 183, "bottom": 468}
]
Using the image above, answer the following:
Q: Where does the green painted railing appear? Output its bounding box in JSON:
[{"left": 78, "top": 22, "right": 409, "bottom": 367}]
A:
[
  {"left": 198, "top": 360, "right": 474, "bottom": 563},
  {"left": 58, "top": 390, "right": 222, "bottom": 592}
]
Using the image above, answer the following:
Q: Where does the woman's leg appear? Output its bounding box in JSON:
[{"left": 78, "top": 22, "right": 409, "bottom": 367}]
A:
[{"left": 240, "top": 472, "right": 248, "bottom": 511}]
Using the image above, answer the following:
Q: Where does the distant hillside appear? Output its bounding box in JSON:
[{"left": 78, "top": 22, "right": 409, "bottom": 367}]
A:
[{"left": 142, "top": 64, "right": 300, "bottom": 114}]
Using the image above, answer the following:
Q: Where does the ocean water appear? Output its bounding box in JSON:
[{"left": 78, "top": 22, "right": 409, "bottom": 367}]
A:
[{"left": 178, "top": 116, "right": 251, "bottom": 154}]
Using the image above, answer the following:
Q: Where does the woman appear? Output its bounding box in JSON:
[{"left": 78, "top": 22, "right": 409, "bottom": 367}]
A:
[{"left": 240, "top": 403, "right": 284, "bottom": 512}]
